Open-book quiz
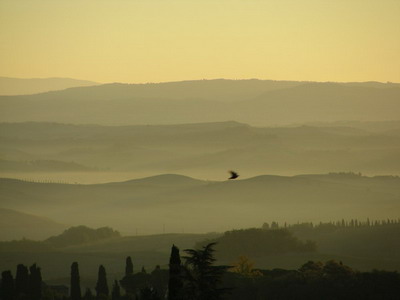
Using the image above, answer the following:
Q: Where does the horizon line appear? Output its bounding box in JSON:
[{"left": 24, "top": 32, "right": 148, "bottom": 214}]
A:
[{"left": 1, "top": 76, "right": 399, "bottom": 85}]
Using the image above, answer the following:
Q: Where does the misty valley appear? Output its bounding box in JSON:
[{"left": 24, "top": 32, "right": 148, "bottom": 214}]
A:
[{"left": 1, "top": 79, "right": 400, "bottom": 299}]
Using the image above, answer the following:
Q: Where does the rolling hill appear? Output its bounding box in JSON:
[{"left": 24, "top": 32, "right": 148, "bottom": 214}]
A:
[
  {"left": 0, "top": 159, "right": 95, "bottom": 172},
  {"left": 0, "top": 77, "right": 99, "bottom": 96},
  {"left": 235, "top": 83, "right": 400, "bottom": 125},
  {"left": 1, "top": 121, "right": 399, "bottom": 178},
  {"left": 1, "top": 173, "right": 399, "bottom": 236},
  {"left": 0, "top": 208, "right": 67, "bottom": 240},
  {"left": 0, "top": 79, "right": 399, "bottom": 125}
]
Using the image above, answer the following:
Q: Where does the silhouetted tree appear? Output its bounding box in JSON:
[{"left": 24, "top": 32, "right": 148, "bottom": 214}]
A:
[
  {"left": 95, "top": 265, "right": 109, "bottom": 298},
  {"left": 271, "top": 221, "right": 279, "bottom": 229},
  {"left": 323, "top": 260, "right": 354, "bottom": 280},
  {"left": 70, "top": 262, "right": 81, "bottom": 300},
  {"left": 0, "top": 270, "right": 15, "bottom": 300},
  {"left": 15, "top": 264, "right": 29, "bottom": 299},
  {"left": 182, "top": 243, "right": 230, "bottom": 300},
  {"left": 28, "top": 264, "right": 42, "bottom": 300},
  {"left": 111, "top": 280, "right": 120, "bottom": 300},
  {"left": 125, "top": 256, "right": 133, "bottom": 276},
  {"left": 168, "top": 245, "right": 183, "bottom": 300},
  {"left": 261, "top": 222, "right": 269, "bottom": 230}
]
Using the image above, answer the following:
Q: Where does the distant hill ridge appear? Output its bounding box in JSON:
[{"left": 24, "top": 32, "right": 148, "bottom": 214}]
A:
[
  {"left": 3, "top": 78, "right": 400, "bottom": 100},
  {"left": 0, "top": 77, "right": 99, "bottom": 96},
  {"left": 0, "top": 208, "right": 67, "bottom": 241},
  {"left": 0, "top": 173, "right": 207, "bottom": 186},
  {"left": 0, "top": 159, "right": 95, "bottom": 172},
  {"left": 1, "top": 172, "right": 399, "bottom": 186},
  {"left": 108, "top": 174, "right": 209, "bottom": 186},
  {"left": 0, "top": 120, "right": 248, "bottom": 139},
  {"left": 0, "top": 120, "right": 399, "bottom": 176},
  {"left": 1, "top": 171, "right": 399, "bottom": 236},
  {"left": 1, "top": 79, "right": 399, "bottom": 125},
  {"left": 1, "top": 78, "right": 302, "bottom": 99},
  {"left": 45, "top": 225, "right": 120, "bottom": 247}
]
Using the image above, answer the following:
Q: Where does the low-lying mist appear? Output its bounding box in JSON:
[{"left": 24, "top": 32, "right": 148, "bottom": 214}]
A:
[{"left": 1, "top": 172, "right": 399, "bottom": 237}]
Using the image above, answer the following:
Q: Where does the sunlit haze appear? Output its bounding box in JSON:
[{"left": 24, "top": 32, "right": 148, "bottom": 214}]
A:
[
  {"left": 1, "top": 0, "right": 399, "bottom": 83},
  {"left": 1, "top": 0, "right": 400, "bottom": 293}
]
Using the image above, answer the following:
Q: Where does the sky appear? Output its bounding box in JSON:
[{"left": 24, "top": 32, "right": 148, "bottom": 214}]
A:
[{"left": 0, "top": 0, "right": 399, "bottom": 84}]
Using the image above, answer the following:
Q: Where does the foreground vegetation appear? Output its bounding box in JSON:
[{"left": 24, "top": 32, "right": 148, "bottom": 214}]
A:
[
  {"left": 1, "top": 221, "right": 400, "bottom": 280},
  {"left": 1, "top": 242, "right": 400, "bottom": 300}
]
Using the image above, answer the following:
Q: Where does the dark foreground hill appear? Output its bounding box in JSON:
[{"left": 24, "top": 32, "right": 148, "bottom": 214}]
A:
[
  {"left": 0, "top": 231, "right": 219, "bottom": 282},
  {"left": 1, "top": 173, "right": 399, "bottom": 236},
  {"left": 1, "top": 225, "right": 400, "bottom": 285}
]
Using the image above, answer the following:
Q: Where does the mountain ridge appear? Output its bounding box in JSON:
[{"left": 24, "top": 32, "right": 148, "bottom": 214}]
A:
[
  {"left": 0, "top": 76, "right": 99, "bottom": 96},
  {"left": 1, "top": 79, "right": 399, "bottom": 126}
]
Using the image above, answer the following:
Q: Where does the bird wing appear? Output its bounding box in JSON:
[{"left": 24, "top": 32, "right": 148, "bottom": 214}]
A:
[{"left": 229, "top": 171, "right": 239, "bottom": 179}]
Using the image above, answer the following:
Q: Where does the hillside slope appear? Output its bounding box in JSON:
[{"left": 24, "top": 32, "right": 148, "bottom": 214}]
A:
[
  {"left": 1, "top": 121, "right": 399, "bottom": 177},
  {"left": 1, "top": 174, "right": 399, "bottom": 235},
  {"left": 1, "top": 80, "right": 399, "bottom": 125},
  {"left": 0, "top": 77, "right": 98, "bottom": 96},
  {"left": 0, "top": 208, "right": 67, "bottom": 240}
]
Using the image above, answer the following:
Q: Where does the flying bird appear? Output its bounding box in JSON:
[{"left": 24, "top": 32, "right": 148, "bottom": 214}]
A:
[{"left": 228, "top": 170, "right": 239, "bottom": 180}]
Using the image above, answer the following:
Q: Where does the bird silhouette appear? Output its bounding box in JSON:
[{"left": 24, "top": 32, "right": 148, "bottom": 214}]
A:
[{"left": 228, "top": 170, "right": 239, "bottom": 180}]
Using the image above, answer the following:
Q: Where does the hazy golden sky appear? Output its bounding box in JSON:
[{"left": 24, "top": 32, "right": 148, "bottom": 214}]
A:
[{"left": 0, "top": 0, "right": 399, "bottom": 83}]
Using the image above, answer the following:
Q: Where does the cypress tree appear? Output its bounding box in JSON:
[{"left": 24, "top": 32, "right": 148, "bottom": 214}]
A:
[
  {"left": 28, "top": 264, "right": 42, "bottom": 300},
  {"left": 168, "top": 244, "right": 183, "bottom": 300},
  {"left": 0, "top": 270, "right": 15, "bottom": 300},
  {"left": 111, "top": 280, "right": 121, "bottom": 300},
  {"left": 70, "top": 262, "right": 81, "bottom": 300},
  {"left": 15, "top": 264, "right": 29, "bottom": 299},
  {"left": 95, "top": 265, "right": 109, "bottom": 298},
  {"left": 125, "top": 256, "right": 133, "bottom": 276}
]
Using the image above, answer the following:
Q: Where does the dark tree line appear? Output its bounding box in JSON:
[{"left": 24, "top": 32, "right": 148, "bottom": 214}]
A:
[
  {"left": 0, "top": 242, "right": 227, "bottom": 300},
  {"left": 2, "top": 242, "right": 400, "bottom": 300},
  {"left": 195, "top": 228, "right": 316, "bottom": 260},
  {"left": 223, "top": 260, "right": 400, "bottom": 300},
  {"left": 0, "top": 263, "right": 42, "bottom": 300},
  {"left": 262, "top": 218, "right": 400, "bottom": 231},
  {"left": 262, "top": 218, "right": 400, "bottom": 260}
]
